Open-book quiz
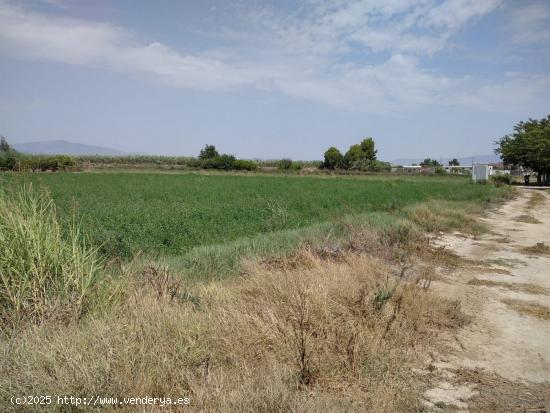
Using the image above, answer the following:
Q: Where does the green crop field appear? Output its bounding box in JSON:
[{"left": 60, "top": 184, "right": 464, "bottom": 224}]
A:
[{"left": 1, "top": 172, "right": 503, "bottom": 259}]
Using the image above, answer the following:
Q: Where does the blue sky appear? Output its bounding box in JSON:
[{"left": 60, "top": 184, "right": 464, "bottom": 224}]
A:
[{"left": 1, "top": 0, "right": 549, "bottom": 160}]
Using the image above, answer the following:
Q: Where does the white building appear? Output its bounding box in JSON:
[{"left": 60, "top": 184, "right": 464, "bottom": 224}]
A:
[{"left": 472, "top": 164, "right": 492, "bottom": 182}]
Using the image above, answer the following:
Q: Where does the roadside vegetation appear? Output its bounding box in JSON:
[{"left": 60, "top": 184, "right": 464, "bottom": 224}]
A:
[{"left": 0, "top": 171, "right": 513, "bottom": 411}]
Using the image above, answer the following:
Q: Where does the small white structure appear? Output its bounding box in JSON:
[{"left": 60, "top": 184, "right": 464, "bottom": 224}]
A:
[{"left": 472, "top": 164, "right": 492, "bottom": 182}]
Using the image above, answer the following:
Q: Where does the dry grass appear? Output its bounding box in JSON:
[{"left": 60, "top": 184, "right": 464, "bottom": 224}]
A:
[
  {"left": 0, "top": 251, "right": 467, "bottom": 412},
  {"left": 513, "top": 214, "right": 542, "bottom": 224},
  {"left": 522, "top": 242, "right": 550, "bottom": 255},
  {"left": 406, "top": 200, "right": 487, "bottom": 236},
  {"left": 527, "top": 191, "right": 547, "bottom": 208},
  {"left": 502, "top": 299, "right": 550, "bottom": 321},
  {"left": 468, "top": 278, "right": 548, "bottom": 295},
  {"left": 416, "top": 245, "right": 488, "bottom": 272},
  {"left": 483, "top": 258, "right": 525, "bottom": 268},
  {"left": 492, "top": 236, "right": 511, "bottom": 244},
  {"left": 452, "top": 368, "right": 550, "bottom": 412},
  {"left": 468, "top": 266, "right": 512, "bottom": 275}
]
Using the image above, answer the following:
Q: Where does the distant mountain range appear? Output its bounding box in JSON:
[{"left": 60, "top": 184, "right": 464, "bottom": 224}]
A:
[
  {"left": 391, "top": 154, "right": 501, "bottom": 166},
  {"left": 12, "top": 140, "right": 129, "bottom": 156}
]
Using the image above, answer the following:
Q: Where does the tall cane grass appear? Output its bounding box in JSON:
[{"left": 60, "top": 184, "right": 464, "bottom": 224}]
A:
[{"left": 0, "top": 185, "right": 102, "bottom": 328}]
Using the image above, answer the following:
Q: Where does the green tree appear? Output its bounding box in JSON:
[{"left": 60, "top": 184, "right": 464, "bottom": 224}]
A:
[
  {"left": 360, "top": 137, "right": 377, "bottom": 161},
  {"left": 322, "top": 147, "right": 344, "bottom": 170},
  {"left": 199, "top": 144, "right": 219, "bottom": 160},
  {"left": 344, "top": 138, "right": 378, "bottom": 169},
  {"left": 495, "top": 114, "right": 550, "bottom": 185},
  {"left": 0, "top": 136, "right": 10, "bottom": 152},
  {"left": 0, "top": 136, "right": 21, "bottom": 171},
  {"left": 448, "top": 158, "right": 460, "bottom": 166},
  {"left": 343, "top": 144, "right": 362, "bottom": 168},
  {"left": 420, "top": 158, "right": 441, "bottom": 167}
]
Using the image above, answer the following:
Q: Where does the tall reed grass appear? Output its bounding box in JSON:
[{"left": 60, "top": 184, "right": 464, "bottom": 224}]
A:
[{"left": 0, "top": 186, "right": 102, "bottom": 328}]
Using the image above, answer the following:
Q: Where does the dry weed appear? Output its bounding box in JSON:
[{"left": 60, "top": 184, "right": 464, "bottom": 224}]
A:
[
  {"left": 0, "top": 250, "right": 466, "bottom": 412},
  {"left": 527, "top": 191, "right": 547, "bottom": 208},
  {"left": 451, "top": 368, "right": 550, "bottom": 412},
  {"left": 502, "top": 299, "right": 550, "bottom": 321},
  {"left": 522, "top": 242, "right": 550, "bottom": 255},
  {"left": 468, "top": 278, "right": 548, "bottom": 295},
  {"left": 483, "top": 258, "right": 525, "bottom": 268},
  {"left": 141, "top": 263, "right": 182, "bottom": 301},
  {"left": 513, "top": 214, "right": 542, "bottom": 224}
]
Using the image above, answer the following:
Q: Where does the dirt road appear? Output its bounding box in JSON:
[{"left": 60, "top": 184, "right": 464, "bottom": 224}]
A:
[{"left": 424, "top": 188, "right": 550, "bottom": 412}]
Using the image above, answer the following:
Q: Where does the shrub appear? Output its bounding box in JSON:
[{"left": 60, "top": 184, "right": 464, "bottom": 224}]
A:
[
  {"left": 18, "top": 156, "right": 40, "bottom": 172},
  {"left": 233, "top": 159, "right": 258, "bottom": 171},
  {"left": 0, "top": 150, "right": 18, "bottom": 171},
  {"left": 348, "top": 159, "right": 392, "bottom": 172},
  {"left": 434, "top": 165, "right": 447, "bottom": 175},
  {"left": 200, "top": 154, "right": 236, "bottom": 170},
  {"left": 0, "top": 186, "right": 103, "bottom": 328},
  {"left": 368, "top": 160, "right": 392, "bottom": 172},
  {"left": 40, "top": 155, "right": 75, "bottom": 171},
  {"left": 277, "top": 158, "right": 293, "bottom": 170},
  {"left": 291, "top": 161, "right": 305, "bottom": 170},
  {"left": 491, "top": 174, "right": 512, "bottom": 186}
]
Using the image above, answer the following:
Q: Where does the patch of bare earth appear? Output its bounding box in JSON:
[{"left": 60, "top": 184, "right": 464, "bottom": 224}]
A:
[{"left": 423, "top": 189, "right": 550, "bottom": 412}]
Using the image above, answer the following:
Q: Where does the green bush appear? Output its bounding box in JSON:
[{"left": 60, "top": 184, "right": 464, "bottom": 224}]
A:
[
  {"left": 491, "top": 173, "right": 513, "bottom": 186},
  {"left": 200, "top": 154, "right": 236, "bottom": 170},
  {"left": 435, "top": 165, "right": 447, "bottom": 175},
  {"left": 19, "top": 156, "right": 40, "bottom": 172},
  {"left": 233, "top": 159, "right": 259, "bottom": 171},
  {"left": 0, "top": 150, "right": 18, "bottom": 171},
  {"left": 277, "top": 158, "right": 293, "bottom": 170},
  {"left": 0, "top": 149, "right": 74, "bottom": 172},
  {"left": 348, "top": 159, "right": 392, "bottom": 172},
  {"left": 48, "top": 155, "right": 76, "bottom": 171}
]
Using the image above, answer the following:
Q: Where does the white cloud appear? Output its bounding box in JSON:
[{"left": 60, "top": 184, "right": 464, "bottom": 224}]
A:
[
  {"left": 258, "top": 0, "right": 502, "bottom": 56},
  {"left": 507, "top": 2, "right": 550, "bottom": 45},
  {"left": 453, "top": 73, "right": 550, "bottom": 112},
  {"left": 420, "top": 0, "right": 502, "bottom": 30},
  {"left": 1, "top": 0, "right": 546, "bottom": 114}
]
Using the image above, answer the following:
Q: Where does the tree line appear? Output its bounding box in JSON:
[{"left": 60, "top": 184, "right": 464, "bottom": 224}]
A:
[
  {"left": 321, "top": 137, "right": 392, "bottom": 171},
  {"left": 0, "top": 139, "right": 261, "bottom": 172}
]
